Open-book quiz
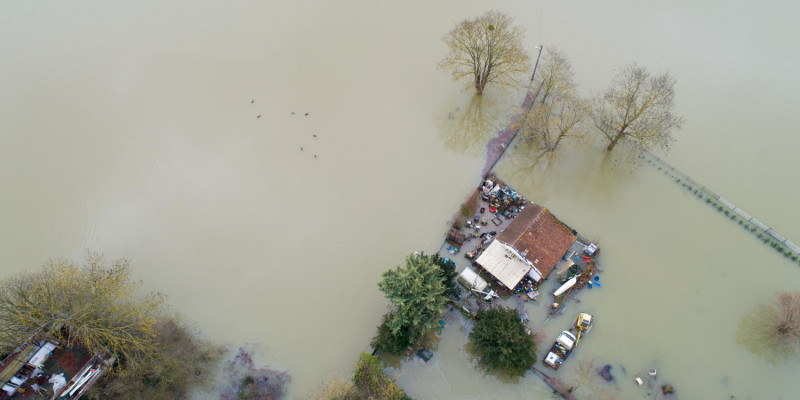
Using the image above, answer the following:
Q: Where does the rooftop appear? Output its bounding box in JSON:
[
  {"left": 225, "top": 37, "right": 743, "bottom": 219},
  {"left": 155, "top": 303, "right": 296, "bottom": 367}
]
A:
[
  {"left": 0, "top": 340, "right": 110, "bottom": 400},
  {"left": 474, "top": 240, "right": 533, "bottom": 289},
  {"left": 497, "top": 204, "right": 576, "bottom": 280}
]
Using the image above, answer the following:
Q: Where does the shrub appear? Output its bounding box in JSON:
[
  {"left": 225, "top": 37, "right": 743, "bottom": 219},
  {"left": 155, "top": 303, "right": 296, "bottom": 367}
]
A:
[
  {"left": 353, "top": 353, "right": 412, "bottom": 400},
  {"left": 218, "top": 347, "right": 290, "bottom": 400}
]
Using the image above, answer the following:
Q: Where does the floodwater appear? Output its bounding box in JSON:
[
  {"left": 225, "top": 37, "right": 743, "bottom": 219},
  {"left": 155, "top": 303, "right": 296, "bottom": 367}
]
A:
[{"left": 1, "top": 0, "right": 799, "bottom": 399}]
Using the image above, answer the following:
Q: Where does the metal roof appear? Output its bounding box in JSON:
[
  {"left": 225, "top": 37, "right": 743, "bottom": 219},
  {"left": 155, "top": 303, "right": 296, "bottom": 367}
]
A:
[{"left": 475, "top": 241, "right": 534, "bottom": 289}]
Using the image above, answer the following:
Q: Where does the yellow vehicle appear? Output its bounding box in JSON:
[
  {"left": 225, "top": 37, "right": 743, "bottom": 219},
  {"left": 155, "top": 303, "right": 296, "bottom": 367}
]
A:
[{"left": 574, "top": 312, "right": 593, "bottom": 343}]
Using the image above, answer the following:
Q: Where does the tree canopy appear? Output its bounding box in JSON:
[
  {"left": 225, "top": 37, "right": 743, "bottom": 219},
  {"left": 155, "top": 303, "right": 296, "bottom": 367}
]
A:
[
  {"left": 468, "top": 306, "right": 536, "bottom": 378},
  {"left": 430, "top": 253, "right": 459, "bottom": 298},
  {"left": 305, "top": 353, "right": 412, "bottom": 400},
  {"left": 592, "top": 63, "right": 683, "bottom": 159},
  {"left": 520, "top": 48, "right": 587, "bottom": 164},
  {"left": 374, "top": 254, "right": 448, "bottom": 353},
  {"left": 439, "top": 10, "right": 531, "bottom": 95},
  {"left": 0, "top": 252, "right": 166, "bottom": 361},
  {"left": 87, "top": 318, "right": 224, "bottom": 400}
]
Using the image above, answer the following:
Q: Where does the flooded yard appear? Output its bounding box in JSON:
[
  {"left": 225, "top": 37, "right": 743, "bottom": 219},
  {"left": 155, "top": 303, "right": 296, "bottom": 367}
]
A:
[{"left": 1, "top": 0, "right": 799, "bottom": 398}]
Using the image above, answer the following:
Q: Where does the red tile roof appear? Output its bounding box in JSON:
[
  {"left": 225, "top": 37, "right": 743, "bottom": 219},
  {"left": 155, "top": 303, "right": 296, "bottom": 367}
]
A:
[{"left": 497, "top": 204, "right": 576, "bottom": 280}]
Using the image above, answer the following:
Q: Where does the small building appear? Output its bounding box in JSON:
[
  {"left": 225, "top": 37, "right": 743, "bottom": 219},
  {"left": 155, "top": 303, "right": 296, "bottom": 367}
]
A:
[
  {"left": 0, "top": 339, "right": 113, "bottom": 400},
  {"left": 475, "top": 203, "right": 576, "bottom": 288},
  {"left": 457, "top": 267, "right": 498, "bottom": 300}
]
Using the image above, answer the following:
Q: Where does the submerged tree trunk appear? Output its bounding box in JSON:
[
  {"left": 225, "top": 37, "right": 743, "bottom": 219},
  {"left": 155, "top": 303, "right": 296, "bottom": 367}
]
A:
[
  {"left": 475, "top": 74, "right": 486, "bottom": 95},
  {"left": 606, "top": 135, "right": 619, "bottom": 151},
  {"left": 606, "top": 125, "right": 627, "bottom": 151}
]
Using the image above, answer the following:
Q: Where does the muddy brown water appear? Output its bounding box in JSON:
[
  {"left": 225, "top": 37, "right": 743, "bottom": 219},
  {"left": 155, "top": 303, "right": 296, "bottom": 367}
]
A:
[{"left": 1, "top": 0, "right": 799, "bottom": 399}]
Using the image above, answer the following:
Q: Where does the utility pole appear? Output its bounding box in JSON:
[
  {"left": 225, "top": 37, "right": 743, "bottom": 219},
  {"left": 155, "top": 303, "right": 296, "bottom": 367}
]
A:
[{"left": 529, "top": 45, "right": 544, "bottom": 89}]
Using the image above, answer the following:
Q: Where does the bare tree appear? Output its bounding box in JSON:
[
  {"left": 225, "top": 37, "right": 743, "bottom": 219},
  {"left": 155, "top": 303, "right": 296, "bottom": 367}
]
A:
[
  {"left": 537, "top": 48, "right": 575, "bottom": 105},
  {"left": 592, "top": 64, "right": 683, "bottom": 156},
  {"left": 767, "top": 291, "right": 800, "bottom": 355},
  {"left": 0, "top": 252, "right": 166, "bottom": 360},
  {"left": 440, "top": 10, "right": 531, "bottom": 95},
  {"left": 520, "top": 48, "right": 587, "bottom": 163}
]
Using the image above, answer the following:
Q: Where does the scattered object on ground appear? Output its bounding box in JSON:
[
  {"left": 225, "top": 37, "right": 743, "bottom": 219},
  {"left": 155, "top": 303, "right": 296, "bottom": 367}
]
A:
[
  {"left": 250, "top": 99, "right": 254, "bottom": 104},
  {"left": 256, "top": 114, "right": 261, "bottom": 118},
  {"left": 635, "top": 376, "right": 644, "bottom": 386},
  {"left": 598, "top": 364, "right": 614, "bottom": 381},
  {"left": 648, "top": 368, "right": 657, "bottom": 377},
  {"left": 416, "top": 349, "right": 434, "bottom": 362},
  {"left": 304, "top": 112, "right": 309, "bottom": 116},
  {"left": 448, "top": 228, "right": 467, "bottom": 245}
]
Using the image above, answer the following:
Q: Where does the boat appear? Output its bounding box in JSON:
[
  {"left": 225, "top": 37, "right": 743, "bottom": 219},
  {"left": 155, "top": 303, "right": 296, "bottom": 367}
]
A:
[{"left": 553, "top": 276, "right": 577, "bottom": 296}]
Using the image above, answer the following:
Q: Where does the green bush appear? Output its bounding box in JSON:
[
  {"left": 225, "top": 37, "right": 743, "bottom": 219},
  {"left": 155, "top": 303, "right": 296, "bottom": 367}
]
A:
[
  {"left": 353, "top": 353, "right": 412, "bottom": 400},
  {"left": 468, "top": 306, "right": 536, "bottom": 378}
]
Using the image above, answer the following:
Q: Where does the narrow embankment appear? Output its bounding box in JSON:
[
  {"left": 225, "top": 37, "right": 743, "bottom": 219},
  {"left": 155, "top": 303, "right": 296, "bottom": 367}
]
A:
[
  {"left": 643, "top": 151, "right": 800, "bottom": 265},
  {"left": 481, "top": 90, "right": 538, "bottom": 177}
]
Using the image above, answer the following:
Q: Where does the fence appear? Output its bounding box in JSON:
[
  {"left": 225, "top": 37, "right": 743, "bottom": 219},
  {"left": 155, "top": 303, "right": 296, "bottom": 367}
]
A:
[{"left": 643, "top": 151, "right": 800, "bottom": 264}]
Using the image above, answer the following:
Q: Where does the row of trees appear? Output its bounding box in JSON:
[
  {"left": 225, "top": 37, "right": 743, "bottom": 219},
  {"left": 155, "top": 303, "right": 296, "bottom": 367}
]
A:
[{"left": 440, "top": 10, "right": 684, "bottom": 163}]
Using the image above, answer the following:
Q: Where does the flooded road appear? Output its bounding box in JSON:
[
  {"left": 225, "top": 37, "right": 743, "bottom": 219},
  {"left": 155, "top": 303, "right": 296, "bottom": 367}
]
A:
[{"left": 1, "top": 0, "right": 799, "bottom": 398}]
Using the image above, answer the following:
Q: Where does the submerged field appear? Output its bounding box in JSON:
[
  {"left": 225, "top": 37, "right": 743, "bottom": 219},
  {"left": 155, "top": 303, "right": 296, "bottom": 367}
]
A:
[{"left": 1, "top": 0, "right": 799, "bottom": 398}]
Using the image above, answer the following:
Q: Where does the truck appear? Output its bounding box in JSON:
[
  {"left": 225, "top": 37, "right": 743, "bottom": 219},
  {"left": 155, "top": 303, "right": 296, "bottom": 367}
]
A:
[
  {"left": 542, "top": 330, "right": 577, "bottom": 370},
  {"left": 542, "top": 312, "right": 594, "bottom": 370}
]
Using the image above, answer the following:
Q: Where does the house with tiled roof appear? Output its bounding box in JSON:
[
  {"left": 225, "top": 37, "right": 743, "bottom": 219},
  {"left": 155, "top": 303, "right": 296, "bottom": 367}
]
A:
[{"left": 475, "top": 203, "right": 576, "bottom": 289}]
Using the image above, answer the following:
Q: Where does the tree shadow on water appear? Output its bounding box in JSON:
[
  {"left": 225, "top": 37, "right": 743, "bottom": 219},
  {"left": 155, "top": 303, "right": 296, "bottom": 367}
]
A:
[
  {"left": 440, "top": 94, "right": 507, "bottom": 156},
  {"left": 735, "top": 305, "right": 790, "bottom": 365}
]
